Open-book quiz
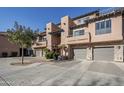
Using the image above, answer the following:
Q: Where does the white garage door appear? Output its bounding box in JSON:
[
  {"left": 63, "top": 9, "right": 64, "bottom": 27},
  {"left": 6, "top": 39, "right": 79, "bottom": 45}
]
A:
[
  {"left": 94, "top": 47, "right": 114, "bottom": 61},
  {"left": 35, "top": 49, "right": 42, "bottom": 57},
  {"left": 73, "top": 48, "right": 86, "bottom": 61}
]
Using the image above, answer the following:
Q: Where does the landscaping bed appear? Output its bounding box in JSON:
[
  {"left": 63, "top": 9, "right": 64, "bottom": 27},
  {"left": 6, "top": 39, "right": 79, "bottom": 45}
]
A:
[{"left": 10, "top": 61, "right": 36, "bottom": 66}]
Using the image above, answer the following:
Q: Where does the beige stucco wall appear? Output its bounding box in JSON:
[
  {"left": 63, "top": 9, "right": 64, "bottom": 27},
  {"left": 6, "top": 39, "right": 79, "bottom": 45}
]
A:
[
  {"left": 89, "top": 16, "right": 123, "bottom": 43},
  {"left": 66, "top": 27, "right": 90, "bottom": 44},
  {"left": 60, "top": 14, "right": 124, "bottom": 60},
  {"left": 62, "top": 15, "right": 123, "bottom": 44},
  {"left": 46, "top": 22, "right": 61, "bottom": 50},
  {"left": 61, "top": 16, "right": 77, "bottom": 45},
  {"left": 61, "top": 16, "right": 70, "bottom": 45},
  {"left": 0, "top": 35, "right": 20, "bottom": 57},
  {"left": 46, "top": 22, "right": 52, "bottom": 50},
  {"left": 55, "top": 13, "right": 99, "bottom": 47},
  {"left": 60, "top": 16, "right": 76, "bottom": 58},
  {"left": 63, "top": 15, "right": 123, "bottom": 45},
  {"left": 32, "top": 41, "right": 46, "bottom": 49}
]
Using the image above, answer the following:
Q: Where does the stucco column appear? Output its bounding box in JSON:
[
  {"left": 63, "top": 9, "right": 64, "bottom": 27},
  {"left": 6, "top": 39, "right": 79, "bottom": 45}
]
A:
[
  {"left": 60, "top": 16, "right": 76, "bottom": 59},
  {"left": 86, "top": 47, "right": 93, "bottom": 61},
  {"left": 46, "top": 22, "right": 61, "bottom": 51},
  {"left": 46, "top": 23, "right": 52, "bottom": 50},
  {"left": 67, "top": 45, "right": 72, "bottom": 59},
  {"left": 33, "top": 49, "right": 36, "bottom": 57},
  {"left": 114, "top": 45, "right": 124, "bottom": 62}
]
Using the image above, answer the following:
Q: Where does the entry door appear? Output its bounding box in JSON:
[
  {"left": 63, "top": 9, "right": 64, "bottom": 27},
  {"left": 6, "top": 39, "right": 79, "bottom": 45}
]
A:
[
  {"left": 73, "top": 48, "right": 86, "bottom": 61},
  {"left": 94, "top": 47, "right": 114, "bottom": 61},
  {"left": 35, "top": 49, "right": 42, "bottom": 57}
]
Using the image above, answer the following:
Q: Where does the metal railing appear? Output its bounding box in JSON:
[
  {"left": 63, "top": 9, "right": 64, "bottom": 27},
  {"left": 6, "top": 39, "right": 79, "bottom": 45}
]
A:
[{"left": 99, "top": 7, "right": 124, "bottom": 15}]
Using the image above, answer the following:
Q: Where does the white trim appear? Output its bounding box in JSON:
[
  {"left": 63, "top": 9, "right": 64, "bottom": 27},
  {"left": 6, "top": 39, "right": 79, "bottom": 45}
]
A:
[
  {"left": 95, "top": 18, "right": 112, "bottom": 23},
  {"left": 73, "top": 28, "right": 84, "bottom": 32},
  {"left": 94, "top": 45, "right": 114, "bottom": 48}
]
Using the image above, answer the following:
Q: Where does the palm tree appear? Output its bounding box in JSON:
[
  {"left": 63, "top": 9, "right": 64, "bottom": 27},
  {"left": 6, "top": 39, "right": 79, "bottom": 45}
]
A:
[{"left": 7, "top": 21, "right": 37, "bottom": 64}]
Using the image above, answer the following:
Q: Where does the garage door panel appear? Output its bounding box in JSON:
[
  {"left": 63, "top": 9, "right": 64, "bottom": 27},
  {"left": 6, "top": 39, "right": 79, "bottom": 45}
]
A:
[
  {"left": 73, "top": 48, "right": 86, "bottom": 61},
  {"left": 36, "top": 49, "right": 42, "bottom": 57},
  {"left": 94, "top": 47, "right": 114, "bottom": 61}
]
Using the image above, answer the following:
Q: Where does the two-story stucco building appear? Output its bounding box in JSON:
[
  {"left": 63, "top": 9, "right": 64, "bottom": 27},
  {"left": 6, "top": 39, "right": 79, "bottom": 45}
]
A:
[
  {"left": 32, "top": 7, "right": 124, "bottom": 62},
  {"left": 32, "top": 32, "right": 47, "bottom": 57}
]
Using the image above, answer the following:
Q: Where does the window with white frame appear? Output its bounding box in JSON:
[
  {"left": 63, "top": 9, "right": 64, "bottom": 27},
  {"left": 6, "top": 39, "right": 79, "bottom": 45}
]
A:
[
  {"left": 95, "top": 19, "right": 111, "bottom": 35},
  {"left": 73, "top": 29, "right": 85, "bottom": 36}
]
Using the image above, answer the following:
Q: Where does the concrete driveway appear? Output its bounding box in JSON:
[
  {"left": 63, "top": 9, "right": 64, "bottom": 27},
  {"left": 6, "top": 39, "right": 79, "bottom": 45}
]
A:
[{"left": 0, "top": 57, "right": 124, "bottom": 86}]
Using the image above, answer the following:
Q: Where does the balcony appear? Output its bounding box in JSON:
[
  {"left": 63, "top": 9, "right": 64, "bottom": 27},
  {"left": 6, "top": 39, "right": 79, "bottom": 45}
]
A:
[
  {"left": 66, "top": 33, "right": 90, "bottom": 45},
  {"left": 70, "top": 23, "right": 88, "bottom": 30},
  {"left": 48, "top": 29, "right": 64, "bottom": 36},
  {"left": 32, "top": 41, "right": 47, "bottom": 49}
]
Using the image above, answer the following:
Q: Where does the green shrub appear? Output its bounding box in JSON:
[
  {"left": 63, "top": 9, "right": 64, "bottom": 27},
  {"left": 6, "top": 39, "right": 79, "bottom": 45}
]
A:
[
  {"left": 43, "top": 48, "right": 50, "bottom": 53},
  {"left": 53, "top": 52, "right": 59, "bottom": 60},
  {"left": 45, "top": 51, "right": 54, "bottom": 59}
]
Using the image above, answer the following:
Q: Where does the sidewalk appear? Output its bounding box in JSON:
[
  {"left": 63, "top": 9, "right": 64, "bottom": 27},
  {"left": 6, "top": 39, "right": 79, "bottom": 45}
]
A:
[{"left": 0, "top": 76, "right": 10, "bottom": 86}]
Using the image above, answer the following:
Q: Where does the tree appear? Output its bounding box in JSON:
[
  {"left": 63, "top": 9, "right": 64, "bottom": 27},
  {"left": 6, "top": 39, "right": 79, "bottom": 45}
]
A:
[{"left": 7, "top": 21, "right": 37, "bottom": 64}]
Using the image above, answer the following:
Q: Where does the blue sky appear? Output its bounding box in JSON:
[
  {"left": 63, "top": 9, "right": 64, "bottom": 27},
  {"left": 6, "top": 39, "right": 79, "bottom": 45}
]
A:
[{"left": 0, "top": 7, "right": 108, "bottom": 32}]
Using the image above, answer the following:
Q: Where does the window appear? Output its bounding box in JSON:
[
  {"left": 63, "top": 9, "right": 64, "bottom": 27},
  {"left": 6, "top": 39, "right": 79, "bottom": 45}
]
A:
[
  {"left": 39, "top": 36, "right": 46, "bottom": 42},
  {"left": 96, "top": 23, "right": 100, "bottom": 30},
  {"left": 78, "top": 17, "right": 89, "bottom": 24},
  {"left": 106, "top": 20, "right": 111, "bottom": 28},
  {"left": 101, "top": 21, "right": 105, "bottom": 29},
  {"left": 95, "top": 19, "right": 111, "bottom": 35},
  {"left": 106, "top": 20, "right": 111, "bottom": 33},
  {"left": 73, "top": 29, "right": 84, "bottom": 36},
  {"left": 63, "top": 23, "right": 66, "bottom": 25}
]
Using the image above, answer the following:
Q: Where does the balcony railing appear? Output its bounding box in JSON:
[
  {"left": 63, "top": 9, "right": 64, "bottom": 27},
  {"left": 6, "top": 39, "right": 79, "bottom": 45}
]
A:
[
  {"left": 38, "top": 39, "right": 46, "bottom": 42},
  {"left": 99, "top": 7, "right": 124, "bottom": 16},
  {"left": 70, "top": 23, "right": 88, "bottom": 30},
  {"left": 32, "top": 41, "right": 47, "bottom": 48},
  {"left": 67, "top": 35, "right": 89, "bottom": 45},
  {"left": 88, "top": 7, "right": 124, "bottom": 23},
  {"left": 67, "top": 32, "right": 90, "bottom": 44}
]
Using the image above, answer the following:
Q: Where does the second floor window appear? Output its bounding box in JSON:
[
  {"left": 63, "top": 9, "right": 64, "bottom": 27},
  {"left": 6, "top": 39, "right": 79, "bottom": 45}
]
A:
[
  {"left": 78, "top": 17, "right": 89, "bottom": 25},
  {"left": 106, "top": 20, "right": 111, "bottom": 30},
  {"left": 39, "top": 36, "right": 46, "bottom": 42},
  {"left": 73, "top": 29, "right": 84, "bottom": 36},
  {"left": 95, "top": 19, "right": 111, "bottom": 35}
]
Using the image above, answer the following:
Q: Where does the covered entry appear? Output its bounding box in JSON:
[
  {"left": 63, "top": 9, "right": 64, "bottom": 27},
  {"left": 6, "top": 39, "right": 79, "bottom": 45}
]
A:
[
  {"left": 94, "top": 46, "right": 114, "bottom": 61},
  {"left": 35, "top": 49, "right": 45, "bottom": 57},
  {"left": 73, "top": 48, "right": 86, "bottom": 61},
  {"left": 35, "top": 49, "right": 42, "bottom": 57}
]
